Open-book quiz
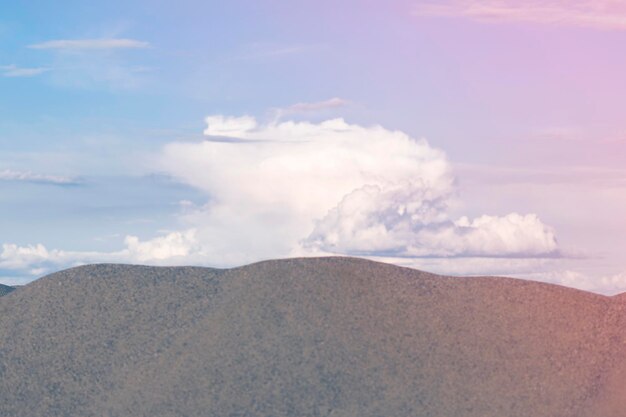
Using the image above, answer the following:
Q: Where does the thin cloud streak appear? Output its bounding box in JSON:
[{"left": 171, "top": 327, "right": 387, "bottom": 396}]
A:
[
  {"left": 1, "top": 65, "right": 50, "bottom": 77},
  {"left": 286, "top": 97, "right": 349, "bottom": 113},
  {"left": 413, "top": 1, "right": 626, "bottom": 30},
  {"left": 228, "top": 42, "right": 321, "bottom": 62},
  {"left": 0, "top": 169, "right": 80, "bottom": 186},
  {"left": 29, "top": 38, "right": 150, "bottom": 50},
  {"left": 456, "top": 164, "right": 626, "bottom": 188},
  {"left": 271, "top": 97, "right": 350, "bottom": 120}
]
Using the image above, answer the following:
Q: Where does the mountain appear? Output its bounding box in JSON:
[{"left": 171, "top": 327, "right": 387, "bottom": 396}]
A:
[
  {"left": 0, "top": 283, "right": 14, "bottom": 297},
  {"left": 1, "top": 257, "right": 625, "bottom": 416}
]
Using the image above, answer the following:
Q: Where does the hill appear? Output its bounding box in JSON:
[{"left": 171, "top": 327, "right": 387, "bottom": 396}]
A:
[
  {"left": 1, "top": 257, "right": 625, "bottom": 416},
  {"left": 0, "top": 283, "right": 14, "bottom": 297}
]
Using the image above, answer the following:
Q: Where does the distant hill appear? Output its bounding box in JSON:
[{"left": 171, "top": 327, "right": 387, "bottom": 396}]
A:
[
  {"left": 1, "top": 257, "right": 625, "bottom": 416},
  {"left": 0, "top": 283, "right": 14, "bottom": 297}
]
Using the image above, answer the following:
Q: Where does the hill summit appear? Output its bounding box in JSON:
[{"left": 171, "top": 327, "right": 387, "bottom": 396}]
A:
[{"left": 1, "top": 257, "right": 626, "bottom": 416}]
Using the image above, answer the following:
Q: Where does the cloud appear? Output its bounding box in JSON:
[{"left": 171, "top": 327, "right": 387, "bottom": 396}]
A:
[
  {"left": 123, "top": 230, "right": 199, "bottom": 262},
  {"left": 203, "top": 115, "right": 258, "bottom": 138},
  {"left": 385, "top": 255, "right": 626, "bottom": 295},
  {"left": 0, "top": 116, "right": 564, "bottom": 286},
  {"left": 530, "top": 126, "right": 584, "bottom": 142},
  {"left": 0, "top": 230, "right": 199, "bottom": 277},
  {"left": 0, "top": 243, "right": 54, "bottom": 271},
  {"left": 28, "top": 38, "right": 150, "bottom": 50},
  {"left": 26, "top": 38, "right": 152, "bottom": 90},
  {"left": 516, "top": 270, "right": 626, "bottom": 295},
  {"left": 158, "top": 115, "right": 558, "bottom": 263},
  {"left": 388, "top": 255, "right": 555, "bottom": 277},
  {"left": 413, "top": 1, "right": 626, "bottom": 30},
  {"left": 232, "top": 43, "right": 309, "bottom": 61},
  {"left": 1, "top": 65, "right": 50, "bottom": 77},
  {"left": 271, "top": 98, "right": 350, "bottom": 121},
  {"left": 0, "top": 169, "right": 80, "bottom": 185},
  {"left": 284, "top": 97, "right": 349, "bottom": 113},
  {"left": 305, "top": 192, "right": 558, "bottom": 257},
  {"left": 455, "top": 164, "right": 626, "bottom": 192}
]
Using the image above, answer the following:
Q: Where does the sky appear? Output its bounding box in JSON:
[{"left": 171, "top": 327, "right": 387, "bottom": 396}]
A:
[{"left": 1, "top": 0, "right": 626, "bottom": 294}]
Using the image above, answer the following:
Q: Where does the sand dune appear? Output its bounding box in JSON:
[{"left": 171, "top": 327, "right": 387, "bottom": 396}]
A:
[{"left": 1, "top": 257, "right": 625, "bottom": 416}]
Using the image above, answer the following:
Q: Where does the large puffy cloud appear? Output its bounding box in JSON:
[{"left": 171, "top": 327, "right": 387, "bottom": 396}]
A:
[
  {"left": 306, "top": 192, "right": 558, "bottom": 256},
  {"left": 0, "top": 243, "right": 56, "bottom": 271},
  {"left": 157, "top": 115, "right": 558, "bottom": 263},
  {"left": 0, "top": 116, "right": 563, "bottom": 286}
]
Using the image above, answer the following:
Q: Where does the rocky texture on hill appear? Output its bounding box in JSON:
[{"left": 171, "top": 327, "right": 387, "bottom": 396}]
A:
[
  {"left": 1, "top": 257, "right": 625, "bottom": 416},
  {"left": 0, "top": 283, "right": 14, "bottom": 297}
]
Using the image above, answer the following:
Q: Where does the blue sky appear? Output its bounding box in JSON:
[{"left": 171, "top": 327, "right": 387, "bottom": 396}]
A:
[{"left": 2, "top": 0, "right": 626, "bottom": 293}]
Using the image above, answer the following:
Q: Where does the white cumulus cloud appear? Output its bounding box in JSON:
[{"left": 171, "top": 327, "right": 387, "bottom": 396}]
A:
[
  {"left": 0, "top": 116, "right": 564, "bottom": 287},
  {"left": 305, "top": 189, "right": 558, "bottom": 257},
  {"left": 0, "top": 230, "right": 201, "bottom": 280},
  {"left": 157, "top": 115, "right": 558, "bottom": 263},
  {"left": 0, "top": 243, "right": 54, "bottom": 270},
  {"left": 123, "top": 230, "right": 199, "bottom": 262}
]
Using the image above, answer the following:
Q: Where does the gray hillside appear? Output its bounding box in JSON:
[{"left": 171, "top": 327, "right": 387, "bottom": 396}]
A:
[
  {"left": 0, "top": 284, "right": 14, "bottom": 297},
  {"left": 1, "top": 257, "right": 626, "bottom": 416}
]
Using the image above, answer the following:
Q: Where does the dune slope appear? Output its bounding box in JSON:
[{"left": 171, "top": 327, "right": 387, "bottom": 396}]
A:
[{"left": 0, "top": 257, "right": 624, "bottom": 417}]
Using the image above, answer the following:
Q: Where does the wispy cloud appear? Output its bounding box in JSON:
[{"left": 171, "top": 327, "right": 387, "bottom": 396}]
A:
[
  {"left": 413, "top": 1, "right": 626, "bottom": 30},
  {"left": 285, "top": 97, "right": 349, "bottom": 113},
  {"left": 0, "top": 65, "right": 50, "bottom": 77},
  {"left": 29, "top": 38, "right": 150, "bottom": 50},
  {"left": 271, "top": 97, "right": 350, "bottom": 120},
  {"left": 253, "top": 45, "right": 304, "bottom": 58},
  {"left": 456, "top": 164, "right": 626, "bottom": 187},
  {"left": 26, "top": 37, "right": 152, "bottom": 90},
  {"left": 0, "top": 169, "right": 80, "bottom": 186},
  {"left": 232, "top": 42, "right": 315, "bottom": 61}
]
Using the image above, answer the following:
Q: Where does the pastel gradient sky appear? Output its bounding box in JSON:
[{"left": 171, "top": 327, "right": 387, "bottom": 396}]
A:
[{"left": 2, "top": 0, "right": 626, "bottom": 293}]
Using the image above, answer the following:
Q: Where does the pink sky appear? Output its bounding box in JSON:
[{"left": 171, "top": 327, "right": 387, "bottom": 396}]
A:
[{"left": 2, "top": 0, "right": 626, "bottom": 294}]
